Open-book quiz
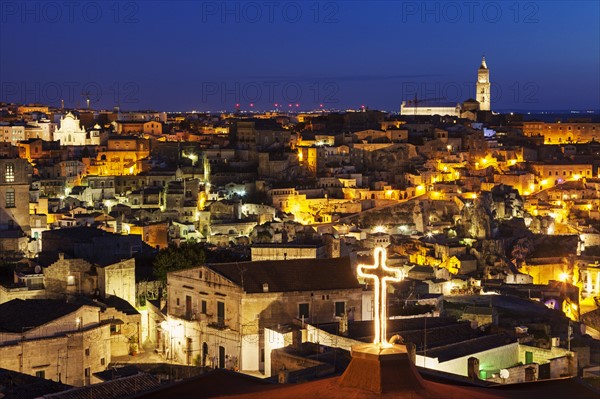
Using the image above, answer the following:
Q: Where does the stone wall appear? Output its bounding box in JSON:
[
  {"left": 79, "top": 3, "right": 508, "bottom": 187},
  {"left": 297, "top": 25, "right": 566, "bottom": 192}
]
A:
[
  {"left": 0, "top": 285, "right": 47, "bottom": 305},
  {"left": 486, "top": 363, "right": 539, "bottom": 384},
  {"left": 43, "top": 257, "right": 95, "bottom": 295},
  {"left": 97, "top": 258, "right": 136, "bottom": 307},
  {"left": 270, "top": 347, "right": 333, "bottom": 378},
  {"left": 242, "top": 288, "right": 363, "bottom": 336},
  {"left": 0, "top": 324, "right": 111, "bottom": 386},
  {"left": 305, "top": 324, "right": 362, "bottom": 351},
  {"left": 517, "top": 344, "right": 577, "bottom": 377},
  {"left": 101, "top": 306, "right": 141, "bottom": 357}
]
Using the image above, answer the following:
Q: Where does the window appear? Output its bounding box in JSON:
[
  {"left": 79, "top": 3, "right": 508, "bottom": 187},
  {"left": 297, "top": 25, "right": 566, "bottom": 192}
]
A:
[
  {"left": 335, "top": 301, "right": 346, "bottom": 317},
  {"left": 101, "top": 358, "right": 105, "bottom": 366},
  {"left": 298, "top": 303, "right": 310, "bottom": 319},
  {"left": 35, "top": 370, "right": 45, "bottom": 379},
  {"left": 67, "top": 275, "right": 75, "bottom": 286},
  {"left": 5, "top": 163, "right": 14, "bottom": 183},
  {"left": 85, "top": 348, "right": 90, "bottom": 356},
  {"left": 201, "top": 300, "right": 207, "bottom": 314},
  {"left": 110, "top": 324, "right": 121, "bottom": 335},
  {"left": 176, "top": 297, "right": 180, "bottom": 306},
  {"left": 217, "top": 301, "right": 225, "bottom": 326},
  {"left": 5, "top": 189, "right": 15, "bottom": 208},
  {"left": 85, "top": 367, "right": 90, "bottom": 377}
]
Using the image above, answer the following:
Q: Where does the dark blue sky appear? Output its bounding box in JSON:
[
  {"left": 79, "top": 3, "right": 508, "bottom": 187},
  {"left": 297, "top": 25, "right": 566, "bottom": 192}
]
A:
[{"left": 1, "top": 1, "right": 599, "bottom": 112}]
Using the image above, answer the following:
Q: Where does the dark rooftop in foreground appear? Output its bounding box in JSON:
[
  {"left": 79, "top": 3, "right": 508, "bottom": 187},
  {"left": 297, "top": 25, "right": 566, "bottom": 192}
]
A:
[
  {"left": 0, "top": 367, "right": 70, "bottom": 399},
  {"left": 43, "top": 373, "right": 160, "bottom": 399}
]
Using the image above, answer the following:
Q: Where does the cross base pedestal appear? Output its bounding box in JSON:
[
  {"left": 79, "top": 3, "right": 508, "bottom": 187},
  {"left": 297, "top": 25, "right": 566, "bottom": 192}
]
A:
[{"left": 339, "top": 343, "right": 424, "bottom": 394}]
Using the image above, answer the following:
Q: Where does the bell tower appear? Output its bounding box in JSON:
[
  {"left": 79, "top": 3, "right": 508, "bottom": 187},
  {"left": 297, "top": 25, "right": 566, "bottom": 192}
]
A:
[{"left": 476, "top": 56, "right": 490, "bottom": 111}]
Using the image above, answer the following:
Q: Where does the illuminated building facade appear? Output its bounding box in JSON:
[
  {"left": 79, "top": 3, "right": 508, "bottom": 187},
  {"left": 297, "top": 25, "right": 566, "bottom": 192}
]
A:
[
  {"left": 522, "top": 121, "right": 600, "bottom": 144},
  {"left": 476, "top": 56, "right": 491, "bottom": 111},
  {"left": 53, "top": 112, "right": 89, "bottom": 146}
]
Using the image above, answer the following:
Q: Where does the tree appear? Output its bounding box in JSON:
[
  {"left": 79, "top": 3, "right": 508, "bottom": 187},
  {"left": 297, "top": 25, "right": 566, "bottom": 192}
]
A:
[{"left": 153, "top": 241, "right": 206, "bottom": 283}]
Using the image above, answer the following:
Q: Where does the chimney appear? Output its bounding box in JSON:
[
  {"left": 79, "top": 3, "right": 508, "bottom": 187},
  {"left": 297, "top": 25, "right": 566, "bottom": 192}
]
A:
[
  {"left": 58, "top": 252, "right": 65, "bottom": 260},
  {"left": 262, "top": 283, "right": 269, "bottom": 293},
  {"left": 278, "top": 370, "right": 289, "bottom": 384},
  {"left": 467, "top": 357, "right": 480, "bottom": 380},
  {"left": 292, "top": 329, "right": 302, "bottom": 351},
  {"left": 339, "top": 313, "right": 348, "bottom": 336}
]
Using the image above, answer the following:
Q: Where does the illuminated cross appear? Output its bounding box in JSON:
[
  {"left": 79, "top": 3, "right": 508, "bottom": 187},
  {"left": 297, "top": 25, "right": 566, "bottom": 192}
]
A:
[{"left": 357, "top": 247, "right": 404, "bottom": 346}]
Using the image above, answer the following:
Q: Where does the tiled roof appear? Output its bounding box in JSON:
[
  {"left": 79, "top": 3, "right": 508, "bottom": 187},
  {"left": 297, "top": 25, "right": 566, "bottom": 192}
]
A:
[
  {"left": 208, "top": 257, "right": 360, "bottom": 293},
  {"left": 42, "top": 373, "right": 159, "bottom": 399},
  {"left": 0, "top": 299, "right": 85, "bottom": 333}
]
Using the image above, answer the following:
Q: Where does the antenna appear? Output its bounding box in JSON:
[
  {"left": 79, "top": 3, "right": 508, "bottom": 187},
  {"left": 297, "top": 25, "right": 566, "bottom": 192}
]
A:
[{"left": 82, "top": 90, "right": 91, "bottom": 110}]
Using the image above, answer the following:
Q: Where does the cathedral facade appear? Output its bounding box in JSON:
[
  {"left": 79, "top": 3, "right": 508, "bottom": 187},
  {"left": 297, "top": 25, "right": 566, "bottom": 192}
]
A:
[
  {"left": 400, "top": 56, "right": 491, "bottom": 116},
  {"left": 53, "top": 112, "right": 100, "bottom": 146}
]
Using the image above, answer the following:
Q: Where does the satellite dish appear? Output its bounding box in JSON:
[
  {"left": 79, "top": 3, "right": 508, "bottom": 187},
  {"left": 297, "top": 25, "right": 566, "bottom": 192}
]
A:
[
  {"left": 34, "top": 265, "right": 42, "bottom": 274},
  {"left": 499, "top": 369, "right": 509, "bottom": 379}
]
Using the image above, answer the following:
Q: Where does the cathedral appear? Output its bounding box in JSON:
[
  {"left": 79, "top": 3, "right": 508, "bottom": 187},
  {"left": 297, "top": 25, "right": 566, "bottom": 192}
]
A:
[
  {"left": 53, "top": 112, "right": 101, "bottom": 146},
  {"left": 400, "top": 56, "right": 491, "bottom": 117}
]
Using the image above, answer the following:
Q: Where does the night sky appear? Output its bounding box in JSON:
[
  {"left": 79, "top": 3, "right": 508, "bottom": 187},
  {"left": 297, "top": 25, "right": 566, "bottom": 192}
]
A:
[{"left": 1, "top": 1, "right": 599, "bottom": 112}]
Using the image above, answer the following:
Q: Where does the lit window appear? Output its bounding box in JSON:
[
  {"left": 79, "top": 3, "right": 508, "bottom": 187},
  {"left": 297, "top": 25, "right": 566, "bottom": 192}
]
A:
[{"left": 5, "top": 164, "right": 14, "bottom": 182}]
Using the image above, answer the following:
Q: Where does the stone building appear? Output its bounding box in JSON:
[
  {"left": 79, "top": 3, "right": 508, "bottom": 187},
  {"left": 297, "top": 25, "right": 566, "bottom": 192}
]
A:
[
  {"left": 0, "top": 299, "right": 112, "bottom": 386},
  {"left": 87, "top": 136, "right": 150, "bottom": 176},
  {"left": 42, "top": 253, "right": 137, "bottom": 308},
  {"left": 522, "top": 121, "right": 600, "bottom": 144},
  {"left": 250, "top": 243, "right": 328, "bottom": 261},
  {"left": 53, "top": 113, "right": 89, "bottom": 146},
  {"left": 164, "top": 257, "right": 362, "bottom": 373},
  {"left": 0, "top": 157, "right": 33, "bottom": 253}
]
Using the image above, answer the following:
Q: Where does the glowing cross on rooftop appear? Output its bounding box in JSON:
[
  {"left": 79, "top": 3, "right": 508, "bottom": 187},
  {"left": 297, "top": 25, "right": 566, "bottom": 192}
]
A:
[{"left": 357, "top": 247, "right": 404, "bottom": 346}]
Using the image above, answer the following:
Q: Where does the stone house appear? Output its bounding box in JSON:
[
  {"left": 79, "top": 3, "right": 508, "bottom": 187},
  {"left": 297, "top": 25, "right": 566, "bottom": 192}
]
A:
[
  {"left": 42, "top": 253, "right": 136, "bottom": 307},
  {"left": 165, "top": 257, "right": 362, "bottom": 374},
  {"left": 0, "top": 299, "right": 112, "bottom": 386}
]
